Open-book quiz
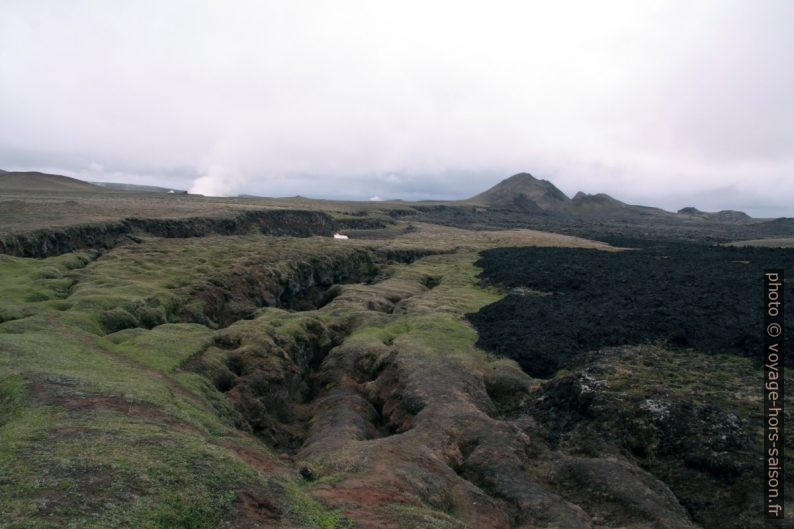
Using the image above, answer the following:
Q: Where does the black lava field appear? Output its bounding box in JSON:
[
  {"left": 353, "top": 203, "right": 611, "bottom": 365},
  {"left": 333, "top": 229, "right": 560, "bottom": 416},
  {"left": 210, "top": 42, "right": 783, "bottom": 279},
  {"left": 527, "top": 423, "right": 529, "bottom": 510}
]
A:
[{"left": 468, "top": 243, "right": 794, "bottom": 378}]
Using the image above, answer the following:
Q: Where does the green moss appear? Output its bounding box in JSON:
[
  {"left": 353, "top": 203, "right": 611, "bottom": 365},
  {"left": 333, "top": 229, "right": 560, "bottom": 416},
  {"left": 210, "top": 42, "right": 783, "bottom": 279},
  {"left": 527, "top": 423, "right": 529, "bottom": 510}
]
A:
[
  {"left": 0, "top": 374, "right": 25, "bottom": 427},
  {"left": 0, "top": 405, "right": 264, "bottom": 528},
  {"left": 109, "top": 323, "right": 213, "bottom": 373},
  {"left": 281, "top": 479, "right": 354, "bottom": 529},
  {"left": 148, "top": 489, "right": 237, "bottom": 529},
  {"left": 0, "top": 253, "right": 88, "bottom": 323}
]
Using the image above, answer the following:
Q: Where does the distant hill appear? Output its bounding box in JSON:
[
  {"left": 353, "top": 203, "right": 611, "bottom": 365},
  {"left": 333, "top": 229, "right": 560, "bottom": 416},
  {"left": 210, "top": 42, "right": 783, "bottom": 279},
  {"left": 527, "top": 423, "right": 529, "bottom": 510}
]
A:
[
  {"left": 467, "top": 173, "right": 571, "bottom": 212},
  {"left": 568, "top": 191, "right": 672, "bottom": 218},
  {"left": 466, "top": 173, "right": 661, "bottom": 217},
  {"left": 466, "top": 172, "right": 752, "bottom": 222},
  {"left": 0, "top": 171, "right": 107, "bottom": 193},
  {"left": 91, "top": 182, "right": 187, "bottom": 194},
  {"left": 569, "top": 191, "right": 628, "bottom": 213},
  {"left": 677, "top": 207, "right": 751, "bottom": 223},
  {"left": 0, "top": 171, "right": 193, "bottom": 195}
]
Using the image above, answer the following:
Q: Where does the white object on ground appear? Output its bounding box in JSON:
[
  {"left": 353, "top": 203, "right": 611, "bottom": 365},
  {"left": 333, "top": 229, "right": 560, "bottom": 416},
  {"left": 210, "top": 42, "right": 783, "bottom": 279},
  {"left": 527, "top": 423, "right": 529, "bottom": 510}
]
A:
[{"left": 333, "top": 233, "right": 349, "bottom": 240}]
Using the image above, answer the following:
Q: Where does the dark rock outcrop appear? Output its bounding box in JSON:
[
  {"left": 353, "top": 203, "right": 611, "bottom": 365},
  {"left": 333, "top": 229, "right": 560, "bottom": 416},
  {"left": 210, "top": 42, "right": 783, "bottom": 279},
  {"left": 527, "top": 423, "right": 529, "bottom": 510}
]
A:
[{"left": 0, "top": 210, "right": 340, "bottom": 258}]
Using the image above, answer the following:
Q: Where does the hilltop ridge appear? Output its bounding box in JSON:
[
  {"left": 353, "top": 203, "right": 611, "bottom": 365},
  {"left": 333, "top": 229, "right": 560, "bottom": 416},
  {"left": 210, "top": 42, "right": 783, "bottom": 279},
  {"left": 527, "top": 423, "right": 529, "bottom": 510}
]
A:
[
  {"left": 467, "top": 172, "right": 571, "bottom": 212},
  {"left": 0, "top": 170, "right": 108, "bottom": 193}
]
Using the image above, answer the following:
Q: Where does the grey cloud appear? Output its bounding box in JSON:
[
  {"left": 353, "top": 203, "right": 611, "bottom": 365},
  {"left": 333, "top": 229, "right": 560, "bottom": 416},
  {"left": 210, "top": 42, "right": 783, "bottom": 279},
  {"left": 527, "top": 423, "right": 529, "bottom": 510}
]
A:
[{"left": 0, "top": 1, "right": 791, "bottom": 215}]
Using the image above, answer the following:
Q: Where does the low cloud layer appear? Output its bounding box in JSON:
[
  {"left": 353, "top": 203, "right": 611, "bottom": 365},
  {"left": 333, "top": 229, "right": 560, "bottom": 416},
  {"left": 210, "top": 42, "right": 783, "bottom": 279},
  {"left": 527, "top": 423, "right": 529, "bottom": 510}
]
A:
[{"left": 1, "top": 1, "right": 792, "bottom": 215}]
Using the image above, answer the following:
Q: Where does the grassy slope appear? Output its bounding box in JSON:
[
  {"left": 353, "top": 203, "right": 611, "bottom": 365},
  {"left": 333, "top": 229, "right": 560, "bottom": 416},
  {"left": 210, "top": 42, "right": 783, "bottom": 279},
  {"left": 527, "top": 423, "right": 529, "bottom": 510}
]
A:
[
  {"left": 0, "top": 172, "right": 109, "bottom": 194},
  {"left": 0, "top": 224, "right": 604, "bottom": 528},
  {"left": 0, "top": 236, "right": 371, "bottom": 528}
]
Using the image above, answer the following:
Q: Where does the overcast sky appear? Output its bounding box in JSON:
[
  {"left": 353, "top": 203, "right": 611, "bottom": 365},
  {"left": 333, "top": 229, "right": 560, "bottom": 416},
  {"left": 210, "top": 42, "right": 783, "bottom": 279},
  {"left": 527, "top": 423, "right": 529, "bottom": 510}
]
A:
[{"left": 1, "top": 1, "right": 792, "bottom": 216}]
